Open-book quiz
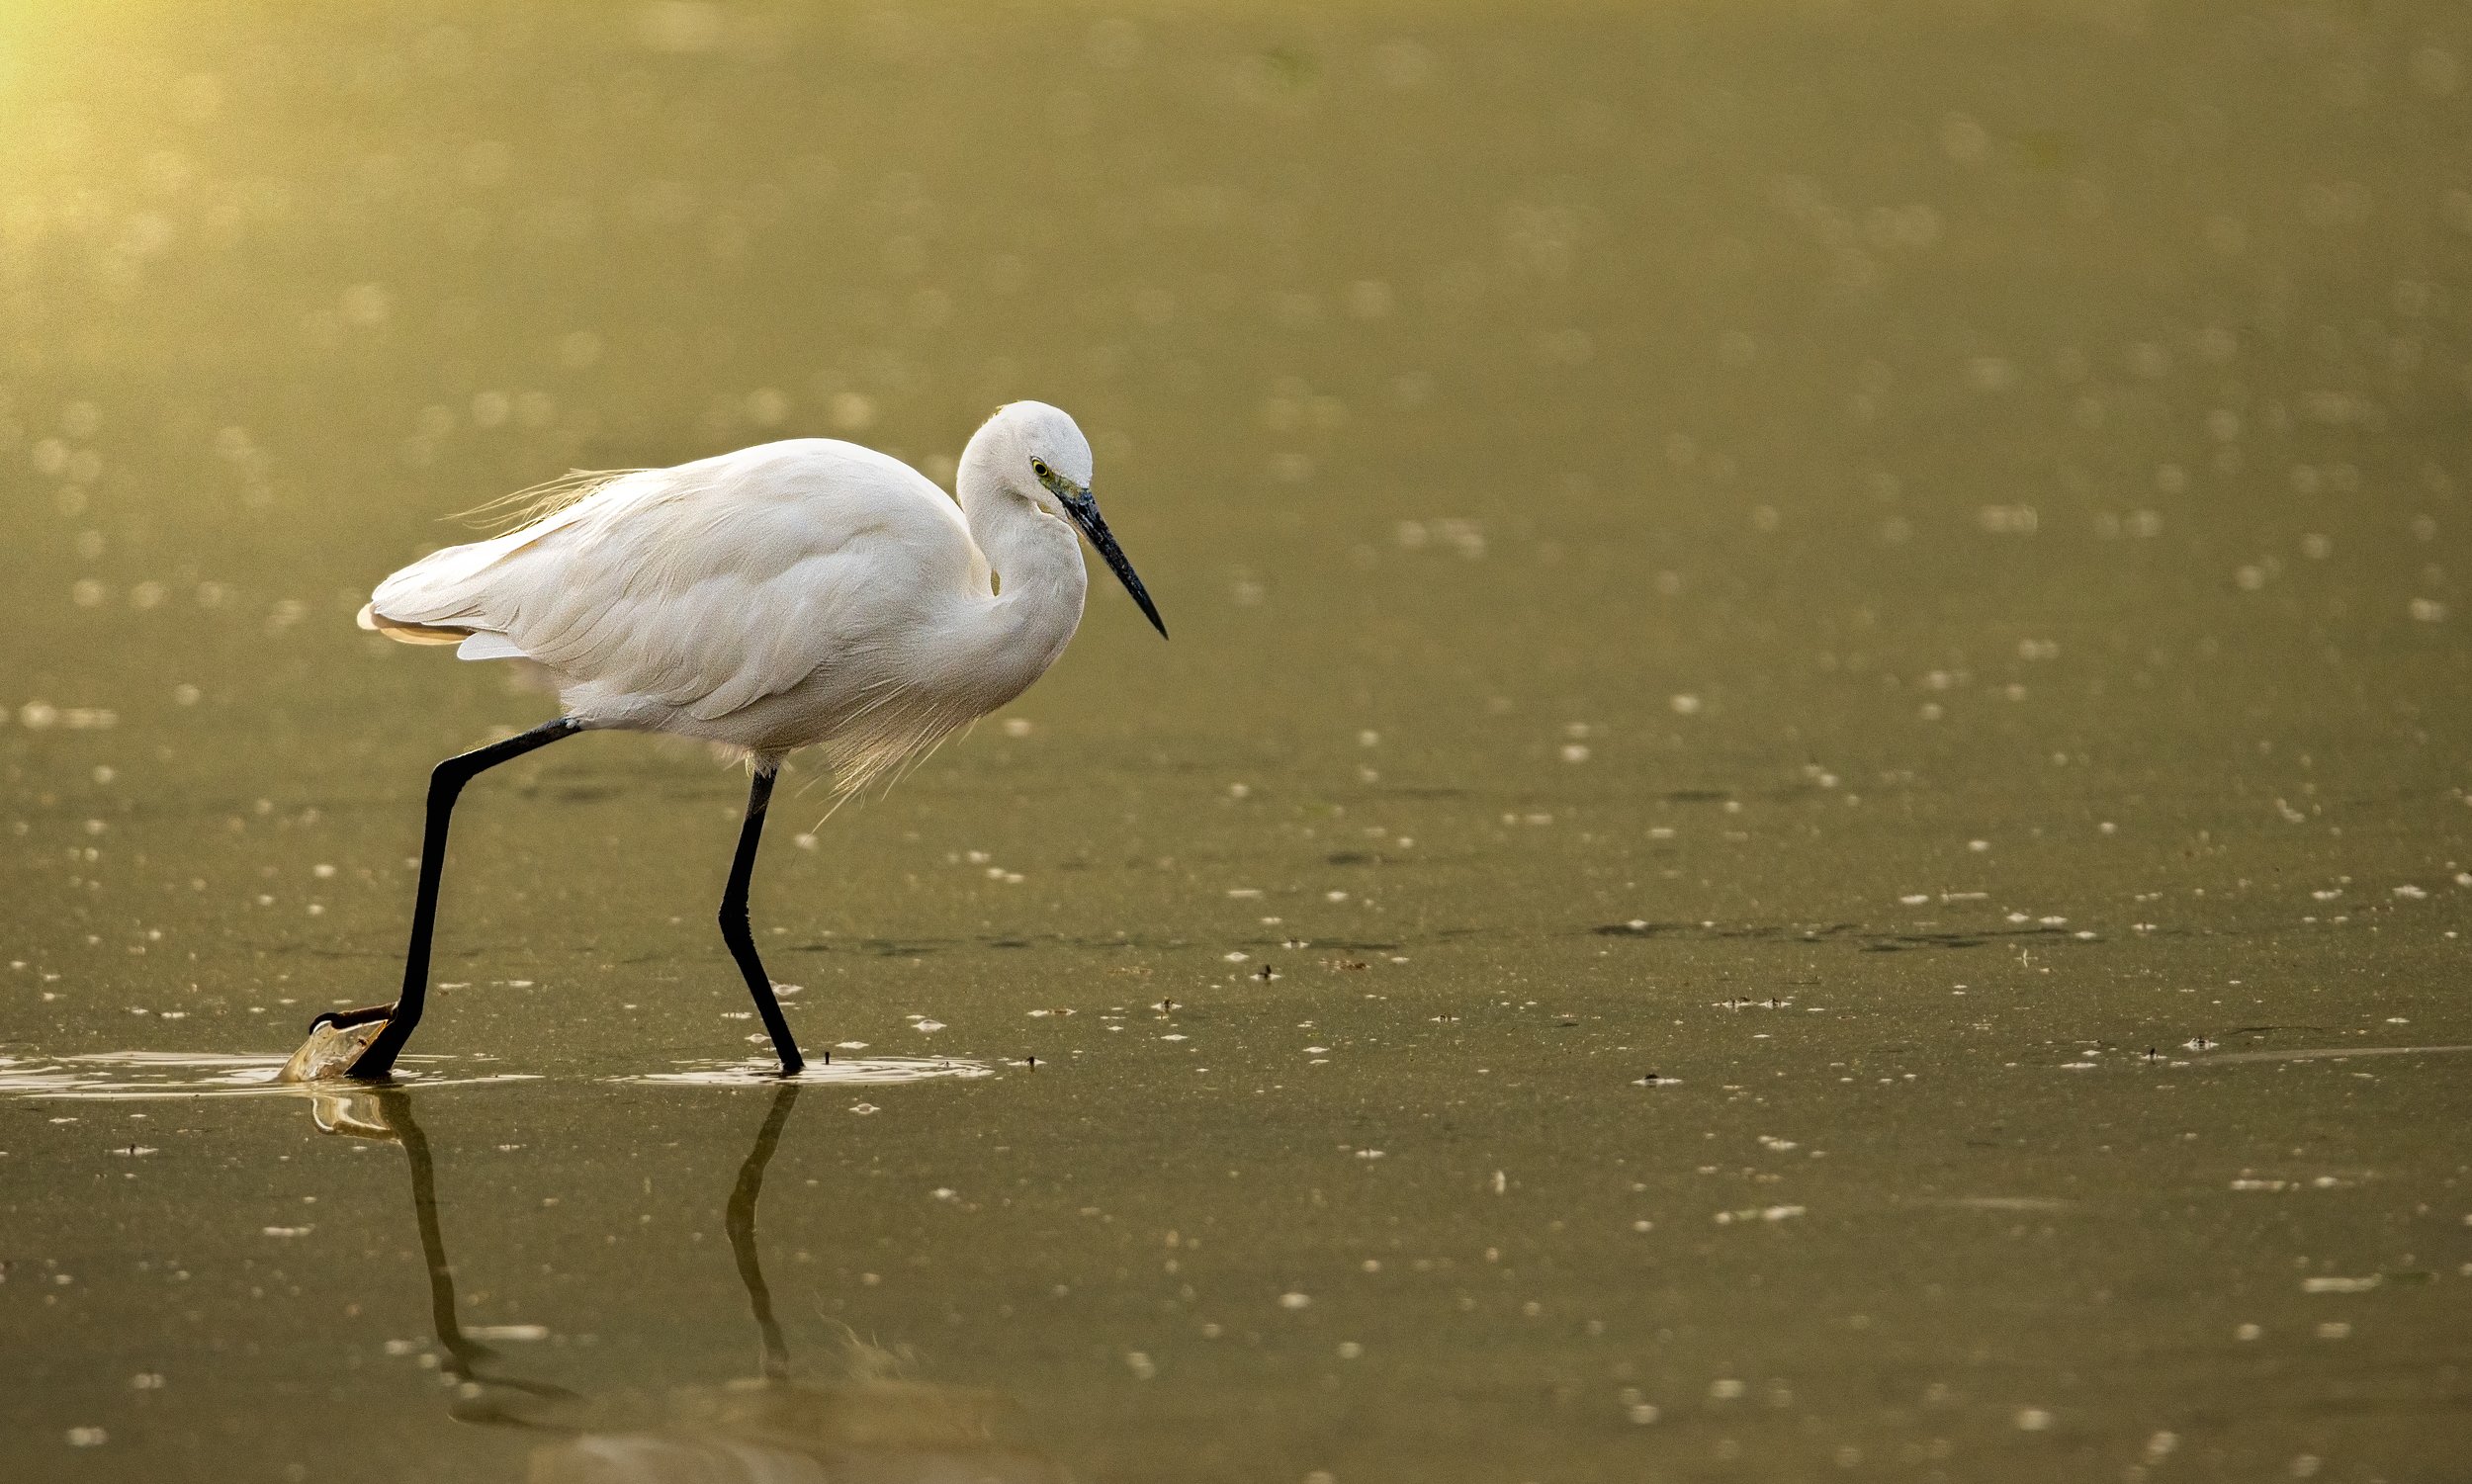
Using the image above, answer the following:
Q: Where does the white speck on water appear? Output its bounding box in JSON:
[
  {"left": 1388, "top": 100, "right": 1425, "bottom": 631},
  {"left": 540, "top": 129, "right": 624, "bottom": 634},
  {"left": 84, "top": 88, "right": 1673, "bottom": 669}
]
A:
[
  {"left": 2302, "top": 1275, "right": 2380, "bottom": 1294},
  {"left": 1279, "top": 1291, "right": 1312, "bottom": 1309},
  {"left": 2315, "top": 1322, "right": 2352, "bottom": 1340},
  {"left": 913, "top": 1019, "right": 945, "bottom": 1033},
  {"left": 848, "top": 1102, "right": 879, "bottom": 1115},
  {"left": 261, "top": 1226, "right": 311, "bottom": 1238},
  {"left": 467, "top": 1324, "right": 548, "bottom": 1342},
  {"left": 65, "top": 1428, "right": 108, "bottom": 1447},
  {"left": 1224, "top": 951, "right": 1249, "bottom": 962},
  {"left": 2014, "top": 1408, "right": 2053, "bottom": 1432},
  {"left": 1160, "top": 1033, "right": 1188, "bottom": 1042},
  {"left": 835, "top": 1041, "right": 868, "bottom": 1050},
  {"left": 1709, "top": 1378, "right": 1746, "bottom": 1400}
]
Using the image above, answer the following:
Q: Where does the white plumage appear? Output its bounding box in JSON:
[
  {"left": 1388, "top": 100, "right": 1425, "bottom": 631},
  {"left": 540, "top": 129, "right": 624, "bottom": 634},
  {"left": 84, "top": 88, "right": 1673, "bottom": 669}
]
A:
[
  {"left": 312, "top": 401, "right": 1162, "bottom": 1079},
  {"left": 359, "top": 401, "right": 1162, "bottom": 796}
]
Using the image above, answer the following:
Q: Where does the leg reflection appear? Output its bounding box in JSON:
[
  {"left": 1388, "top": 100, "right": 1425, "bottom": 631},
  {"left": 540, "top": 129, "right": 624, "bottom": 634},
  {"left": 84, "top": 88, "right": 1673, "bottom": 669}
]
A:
[
  {"left": 312, "top": 1086, "right": 1071, "bottom": 1479},
  {"left": 315, "top": 1088, "right": 577, "bottom": 1428},
  {"left": 726, "top": 1083, "right": 800, "bottom": 1382}
]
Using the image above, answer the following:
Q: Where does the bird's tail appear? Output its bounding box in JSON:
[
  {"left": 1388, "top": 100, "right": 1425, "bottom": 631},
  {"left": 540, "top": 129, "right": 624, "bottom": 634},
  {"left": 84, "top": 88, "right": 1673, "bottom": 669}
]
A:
[{"left": 357, "top": 603, "right": 470, "bottom": 645}]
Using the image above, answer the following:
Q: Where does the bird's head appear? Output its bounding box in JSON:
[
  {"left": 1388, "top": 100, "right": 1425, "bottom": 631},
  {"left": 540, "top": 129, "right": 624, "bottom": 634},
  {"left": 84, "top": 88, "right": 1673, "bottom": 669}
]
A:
[{"left": 975, "top": 401, "right": 1167, "bottom": 639}]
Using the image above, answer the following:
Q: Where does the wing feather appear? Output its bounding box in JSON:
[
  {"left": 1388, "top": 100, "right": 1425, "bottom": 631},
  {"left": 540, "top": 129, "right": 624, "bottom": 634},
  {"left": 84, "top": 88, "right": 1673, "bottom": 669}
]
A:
[{"left": 362, "top": 440, "right": 980, "bottom": 724}]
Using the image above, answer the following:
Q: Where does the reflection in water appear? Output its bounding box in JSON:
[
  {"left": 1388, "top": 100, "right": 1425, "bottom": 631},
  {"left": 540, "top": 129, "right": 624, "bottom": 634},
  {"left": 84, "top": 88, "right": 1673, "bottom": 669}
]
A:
[
  {"left": 314, "top": 1089, "right": 581, "bottom": 1426},
  {"left": 320, "top": 1087, "right": 1071, "bottom": 1482}
]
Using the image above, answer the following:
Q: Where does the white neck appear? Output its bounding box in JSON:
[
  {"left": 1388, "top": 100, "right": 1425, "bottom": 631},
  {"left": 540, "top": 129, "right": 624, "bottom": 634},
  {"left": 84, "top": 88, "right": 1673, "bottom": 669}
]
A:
[{"left": 946, "top": 434, "right": 1087, "bottom": 703}]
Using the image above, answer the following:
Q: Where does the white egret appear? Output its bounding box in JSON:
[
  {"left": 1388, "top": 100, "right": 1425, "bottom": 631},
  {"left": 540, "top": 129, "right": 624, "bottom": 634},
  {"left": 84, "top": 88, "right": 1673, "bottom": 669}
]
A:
[{"left": 314, "top": 401, "right": 1165, "bottom": 1080}]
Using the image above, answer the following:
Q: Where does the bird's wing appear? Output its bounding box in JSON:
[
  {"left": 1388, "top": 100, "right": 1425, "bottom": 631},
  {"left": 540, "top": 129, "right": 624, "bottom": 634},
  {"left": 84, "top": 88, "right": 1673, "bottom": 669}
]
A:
[{"left": 367, "top": 440, "right": 982, "bottom": 723}]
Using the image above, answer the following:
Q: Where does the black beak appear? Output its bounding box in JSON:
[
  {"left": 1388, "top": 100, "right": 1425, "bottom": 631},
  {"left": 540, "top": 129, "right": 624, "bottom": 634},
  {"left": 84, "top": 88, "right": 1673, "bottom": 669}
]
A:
[{"left": 1060, "top": 489, "right": 1168, "bottom": 639}]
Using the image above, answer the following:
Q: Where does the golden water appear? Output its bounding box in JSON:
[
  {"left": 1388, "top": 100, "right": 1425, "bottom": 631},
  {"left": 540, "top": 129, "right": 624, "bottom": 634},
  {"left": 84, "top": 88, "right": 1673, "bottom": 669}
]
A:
[{"left": 3, "top": 3, "right": 2468, "bottom": 1478}]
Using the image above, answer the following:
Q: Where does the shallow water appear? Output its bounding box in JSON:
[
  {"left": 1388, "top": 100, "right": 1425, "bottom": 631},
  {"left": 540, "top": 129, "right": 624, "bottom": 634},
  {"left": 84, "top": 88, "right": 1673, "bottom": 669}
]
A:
[{"left": 4, "top": 2, "right": 2470, "bottom": 1479}]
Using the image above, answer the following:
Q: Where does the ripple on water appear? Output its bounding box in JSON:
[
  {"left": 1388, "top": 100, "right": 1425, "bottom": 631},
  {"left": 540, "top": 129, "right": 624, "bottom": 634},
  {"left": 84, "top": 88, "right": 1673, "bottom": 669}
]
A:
[
  {"left": 624, "top": 1056, "right": 996, "bottom": 1089},
  {"left": 0, "top": 1051, "right": 535, "bottom": 1100},
  {"left": 2197, "top": 1043, "right": 2472, "bottom": 1066}
]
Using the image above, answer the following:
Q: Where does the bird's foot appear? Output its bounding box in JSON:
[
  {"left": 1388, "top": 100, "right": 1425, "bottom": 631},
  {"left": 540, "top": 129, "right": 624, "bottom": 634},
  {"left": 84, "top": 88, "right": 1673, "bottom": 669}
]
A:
[{"left": 281, "top": 1005, "right": 397, "bottom": 1083}]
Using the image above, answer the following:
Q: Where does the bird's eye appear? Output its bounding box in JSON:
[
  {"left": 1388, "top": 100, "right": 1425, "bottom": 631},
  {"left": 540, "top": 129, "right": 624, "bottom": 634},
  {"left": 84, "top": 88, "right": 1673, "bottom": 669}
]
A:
[{"left": 1030, "top": 459, "right": 1050, "bottom": 480}]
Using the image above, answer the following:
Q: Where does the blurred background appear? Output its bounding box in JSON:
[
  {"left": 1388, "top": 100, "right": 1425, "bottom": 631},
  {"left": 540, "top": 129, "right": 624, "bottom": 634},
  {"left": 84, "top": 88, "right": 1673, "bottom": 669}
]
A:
[{"left": 3, "top": 2, "right": 2469, "bottom": 1480}]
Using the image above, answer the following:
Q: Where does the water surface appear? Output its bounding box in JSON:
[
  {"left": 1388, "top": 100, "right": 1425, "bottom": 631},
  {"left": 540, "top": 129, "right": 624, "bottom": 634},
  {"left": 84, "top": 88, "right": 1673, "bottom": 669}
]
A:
[{"left": 4, "top": 2, "right": 2469, "bottom": 1479}]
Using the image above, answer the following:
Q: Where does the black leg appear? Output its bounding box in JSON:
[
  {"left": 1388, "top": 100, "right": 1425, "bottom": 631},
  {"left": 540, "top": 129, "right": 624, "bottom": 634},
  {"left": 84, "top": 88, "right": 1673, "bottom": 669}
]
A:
[
  {"left": 335, "top": 717, "right": 583, "bottom": 1080},
  {"left": 720, "top": 766, "right": 805, "bottom": 1075}
]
